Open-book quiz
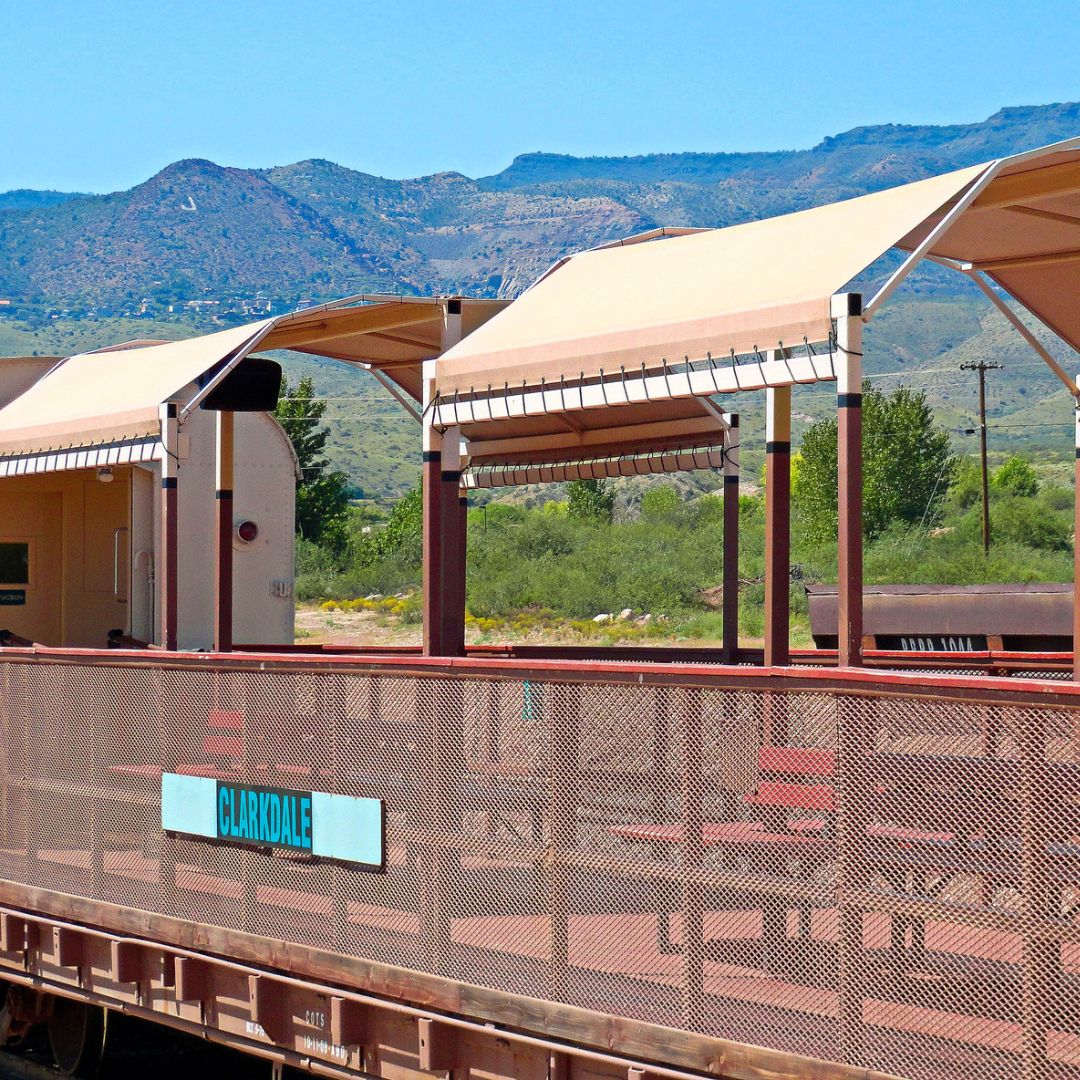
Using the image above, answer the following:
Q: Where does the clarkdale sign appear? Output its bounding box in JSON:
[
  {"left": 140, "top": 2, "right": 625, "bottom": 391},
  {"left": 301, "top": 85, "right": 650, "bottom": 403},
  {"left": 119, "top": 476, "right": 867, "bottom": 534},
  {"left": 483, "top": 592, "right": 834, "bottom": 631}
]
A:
[
  {"left": 161, "top": 773, "right": 385, "bottom": 869},
  {"left": 218, "top": 782, "right": 313, "bottom": 851}
]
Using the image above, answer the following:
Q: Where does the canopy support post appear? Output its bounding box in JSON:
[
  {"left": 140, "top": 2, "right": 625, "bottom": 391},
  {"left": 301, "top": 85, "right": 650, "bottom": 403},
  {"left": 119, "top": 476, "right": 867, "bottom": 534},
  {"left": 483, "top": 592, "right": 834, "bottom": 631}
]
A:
[
  {"left": 159, "top": 404, "right": 179, "bottom": 651},
  {"left": 422, "top": 422, "right": 446, "bottom": 657},
  {"left": 836, "top": 294, "right": 864, "bottom": 668},
  {"left": 422, "top": 422, "right": 465, "bottom": 656},
  {"left": 422, "top": 303, "right": 467, "bottom": 658},
  {"left": 1074, "top": 391, "right": 1080, "bottom": 682},
  {"left": 764, "top": 385, "right": 791, "bottom": 667},
  {"left": 440, "top": 426, "right": 466, "bottom": 657},
  {"left": 214, "top": 410, "right": 234, "bottom": 653},
  {"left": 456, "top": 486, "right": 469, "bottom": 643},
  {"left": 722, "top": 417, "right": 740, "bottom": 664}
]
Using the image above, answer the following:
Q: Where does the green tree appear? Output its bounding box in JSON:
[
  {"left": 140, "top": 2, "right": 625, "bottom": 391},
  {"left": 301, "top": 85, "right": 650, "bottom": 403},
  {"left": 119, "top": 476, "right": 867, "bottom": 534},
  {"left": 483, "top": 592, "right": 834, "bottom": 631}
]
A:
[
  {"left": 640, "top": 484, "right": 682, "bottom": 520},
  {"left": 793, "top": 382, "right": 956, "bottom": 542},
  {"left": 566, "top": 478, "right": 616, "bottom": 523},
  {"left": 357, "top": 483, "right": 423, "bottom": 566},
  {"left": 274, "top": 375, "right": 350, "bottom": 550},
  {"left": 992, "top": 455, "right": 1039, "bottom": 498}
]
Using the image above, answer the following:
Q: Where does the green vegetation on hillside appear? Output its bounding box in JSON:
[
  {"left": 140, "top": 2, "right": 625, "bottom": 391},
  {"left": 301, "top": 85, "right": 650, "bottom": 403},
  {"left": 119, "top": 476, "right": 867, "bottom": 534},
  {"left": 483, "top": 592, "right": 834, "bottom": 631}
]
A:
[
  {"left": 292, "top": 386, "right": 1075, "bottom": 646},
  {"left": 3, "top": 102, "right": 1080, "bottom": 312},
  {"left": 299, "top": 466, "right": 1075, "bottom": 646}
]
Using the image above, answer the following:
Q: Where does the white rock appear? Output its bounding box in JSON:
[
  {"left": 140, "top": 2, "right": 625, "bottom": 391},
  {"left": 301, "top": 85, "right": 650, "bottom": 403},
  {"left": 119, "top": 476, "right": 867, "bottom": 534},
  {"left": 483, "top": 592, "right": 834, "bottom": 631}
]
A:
[
  {"left": 592, "top": 613, "right": 613, "bottom": 624},
  {"left": 365, "top": 593, "right": 383, "bottom": 601},
  {"left": 636, "top": 613, "right": 653, "bottom": 625},
  {"left": 617, "top": 608, "right": 635, "bottom": 621}
]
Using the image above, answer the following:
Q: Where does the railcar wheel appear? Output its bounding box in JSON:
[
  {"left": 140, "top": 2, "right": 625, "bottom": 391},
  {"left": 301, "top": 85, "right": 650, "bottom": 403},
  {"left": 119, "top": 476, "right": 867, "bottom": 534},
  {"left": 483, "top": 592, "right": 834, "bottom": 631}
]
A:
[
  {"left": 46, "top": 998, "right": 108, "bottom": 1077},
  {"left": 0, "top": 982, "right": 41, "bottom": 1047}
]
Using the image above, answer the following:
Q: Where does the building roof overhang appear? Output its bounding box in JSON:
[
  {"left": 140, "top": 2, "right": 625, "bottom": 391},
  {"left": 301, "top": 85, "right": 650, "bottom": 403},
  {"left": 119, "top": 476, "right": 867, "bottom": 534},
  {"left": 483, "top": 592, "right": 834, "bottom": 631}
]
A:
[{"left": 0, "top": 296, "right": 507, "bottom": 465}]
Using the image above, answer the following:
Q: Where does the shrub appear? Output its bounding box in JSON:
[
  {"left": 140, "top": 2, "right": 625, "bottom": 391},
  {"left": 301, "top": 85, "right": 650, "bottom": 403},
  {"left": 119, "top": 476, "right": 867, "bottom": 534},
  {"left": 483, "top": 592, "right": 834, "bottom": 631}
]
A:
[
  {"left": 640, "top": 484, "right": 682, "bottom": 520},
  {"left": 566, "top": 479, "right": 615, "bottom": 522},
  {"left": 793, "top": 383, "right": 956, "bottom": 541},
  {"left": 992, "top": 456, "right": 1039, "bottom": 498}
]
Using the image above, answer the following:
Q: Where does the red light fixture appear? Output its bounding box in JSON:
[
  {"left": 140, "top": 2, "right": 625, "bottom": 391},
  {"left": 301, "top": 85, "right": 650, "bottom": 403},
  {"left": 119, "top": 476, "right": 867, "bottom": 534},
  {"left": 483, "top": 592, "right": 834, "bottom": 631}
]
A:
[{"left": 236, "top": 520, "right": 259, "bottom": 543}]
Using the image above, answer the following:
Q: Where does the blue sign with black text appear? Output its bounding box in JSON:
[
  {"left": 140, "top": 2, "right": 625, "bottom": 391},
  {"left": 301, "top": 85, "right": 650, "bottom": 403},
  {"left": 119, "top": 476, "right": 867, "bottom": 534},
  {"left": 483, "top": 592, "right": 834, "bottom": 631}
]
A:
[{"left": 161, "top": 773, "right": 384, "bottom": 869}]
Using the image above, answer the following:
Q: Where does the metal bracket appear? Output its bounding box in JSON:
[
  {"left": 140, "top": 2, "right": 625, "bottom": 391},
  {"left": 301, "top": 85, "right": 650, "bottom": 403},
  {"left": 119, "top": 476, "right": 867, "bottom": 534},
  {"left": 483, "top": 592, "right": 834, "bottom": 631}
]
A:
[
  {"left": 418, "top": 1015, "right": 459, "bottom": 1073},
  {"left": 249, "top": 973, "right": 288, "bottom": 1042}
]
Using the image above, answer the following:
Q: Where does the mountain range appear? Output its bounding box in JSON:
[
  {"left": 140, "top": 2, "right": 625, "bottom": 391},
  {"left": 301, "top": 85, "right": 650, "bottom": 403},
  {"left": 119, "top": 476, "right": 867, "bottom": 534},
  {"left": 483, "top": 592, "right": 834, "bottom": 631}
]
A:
[
  {"left": 3, "top": 102, "right": 1080, "bottom": 309},
  {"left": 1, "top": 101, "right": 1079, "bottom": 493}
]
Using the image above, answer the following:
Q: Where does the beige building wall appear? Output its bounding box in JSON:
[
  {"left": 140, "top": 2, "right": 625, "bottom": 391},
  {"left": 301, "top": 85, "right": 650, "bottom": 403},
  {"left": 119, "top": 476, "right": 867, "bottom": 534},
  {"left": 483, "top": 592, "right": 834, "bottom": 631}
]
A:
[
  {"left": 0, "top": 410, "right": 296, "bottom": 650},
  {"left": 0, "top": 470, "right": 131, "bottom": 647},
  {"left": 158, "top": 408, "right": 297, "bottom": 651}
]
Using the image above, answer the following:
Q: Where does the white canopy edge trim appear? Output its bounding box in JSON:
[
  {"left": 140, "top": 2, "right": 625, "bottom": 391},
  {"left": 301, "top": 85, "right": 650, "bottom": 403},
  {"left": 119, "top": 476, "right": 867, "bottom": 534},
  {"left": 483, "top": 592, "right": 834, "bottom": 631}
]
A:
[
  {"left": 430, "top": 346, "right": 837, "bottom": 429},
  {"left": 462, "top": 444, "right": 728, "bottom": 489},
  {"left": 0, "top": 436, "right": 161, "bottom": 478},
  {"left": 178, "top": 320, "right": 277, "bottom": 422},
  {"left": 863, "top": 134, "right": 1080, "bottom": 322}
]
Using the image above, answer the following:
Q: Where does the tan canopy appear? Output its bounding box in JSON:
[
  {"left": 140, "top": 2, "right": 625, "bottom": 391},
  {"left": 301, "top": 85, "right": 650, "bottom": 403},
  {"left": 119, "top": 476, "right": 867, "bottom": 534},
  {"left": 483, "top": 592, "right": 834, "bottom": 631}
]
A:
[
  {"left": 261, "top": 295, "right": 506, "bottom": 402},
  {"left": 0, "top": 297, "right": 506, "bottom": 460},
  {"left": 437, "top": 163, "right": 986, "bottom": 399},
  {"left": 896, "top": 145, "right": 1080, "bottom": 351},
  {"left": 434, "top": 135, "right": 1080, "bottom": 465},
  {"left": 0, "top": 321, "right": 269, "bottom": 456}
]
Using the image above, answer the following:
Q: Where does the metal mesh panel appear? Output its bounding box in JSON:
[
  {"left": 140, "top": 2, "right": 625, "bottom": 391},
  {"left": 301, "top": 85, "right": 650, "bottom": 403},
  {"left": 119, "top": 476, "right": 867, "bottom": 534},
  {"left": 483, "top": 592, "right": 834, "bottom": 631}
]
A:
[{"left": 1, "top": 656, "right": 1080, "bottom": 1079}]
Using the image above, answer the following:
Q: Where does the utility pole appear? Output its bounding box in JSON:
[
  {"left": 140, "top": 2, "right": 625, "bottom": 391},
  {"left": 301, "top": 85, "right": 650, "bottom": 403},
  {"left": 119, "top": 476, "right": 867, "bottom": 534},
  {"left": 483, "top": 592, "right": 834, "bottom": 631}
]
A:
[{"left": 961, "top": 361, "right": 1002, "bottom": 554}]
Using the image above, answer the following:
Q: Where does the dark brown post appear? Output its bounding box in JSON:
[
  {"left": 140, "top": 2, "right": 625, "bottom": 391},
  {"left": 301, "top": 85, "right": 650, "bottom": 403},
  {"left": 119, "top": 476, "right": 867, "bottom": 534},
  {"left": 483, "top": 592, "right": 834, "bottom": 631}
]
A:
[
  {"left": 764, "top": 385, "right": 791, "bottom": 667},
  {"left": 159, "top": 403, "right": 179, "bottom": 651},
  {"left": 1075, "top": 397, "right": 1080, "bottom": 681},
  {"left": 422, "top": 435, "right": 446, "bottom": 657},
  {"left": 456, "top": 490, "right": 469, "bottom": 645},
  {"left": 438, "top": 452, "right": 466, "bottom": 657},
  {"left": 422, "top": 428, "right": 466, "bottom": 658},
  {"left": 214, "top": 410, "right": 234, "bottom": 653},
  {"left": 422, "top": 303, "right": 468, "bottom": 658},
  {"left": 722, "top": 417, "right": 740, "bottom": 664},
  {"left": 836, "top": 294, "right": 864, "bottom": 668}
]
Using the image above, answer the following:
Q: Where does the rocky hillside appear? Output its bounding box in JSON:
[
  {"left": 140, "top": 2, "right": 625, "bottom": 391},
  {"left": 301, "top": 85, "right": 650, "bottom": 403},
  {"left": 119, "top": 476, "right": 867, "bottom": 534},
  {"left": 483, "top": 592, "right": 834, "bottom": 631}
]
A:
[{"left": 1, "top": 102, "right": 1078, "bottom": 312}]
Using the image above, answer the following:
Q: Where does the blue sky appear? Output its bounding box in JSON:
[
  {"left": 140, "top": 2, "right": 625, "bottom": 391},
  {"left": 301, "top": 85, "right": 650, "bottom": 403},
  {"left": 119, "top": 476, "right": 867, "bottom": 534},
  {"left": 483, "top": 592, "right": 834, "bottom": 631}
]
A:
[{"left": 2, "top": 0, "right": 1079, "bottom": 193}]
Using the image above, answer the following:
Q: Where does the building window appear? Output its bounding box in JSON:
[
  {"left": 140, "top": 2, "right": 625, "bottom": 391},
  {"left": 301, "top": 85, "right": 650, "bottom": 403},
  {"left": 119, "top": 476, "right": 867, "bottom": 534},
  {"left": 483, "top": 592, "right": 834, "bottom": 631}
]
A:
[{"left": 0, "top": 542, "right": 30, "bottom": 585}]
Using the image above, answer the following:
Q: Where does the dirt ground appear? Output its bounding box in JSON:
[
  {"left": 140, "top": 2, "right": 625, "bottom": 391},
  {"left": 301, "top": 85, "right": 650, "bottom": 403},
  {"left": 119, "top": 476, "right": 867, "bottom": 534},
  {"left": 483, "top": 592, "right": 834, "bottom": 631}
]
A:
[
  {"left": 294, "top": 605, "right": 750, "bottom": 649},
  {"left": 295, "top": 606, "right": 423, "bottom": 647}
]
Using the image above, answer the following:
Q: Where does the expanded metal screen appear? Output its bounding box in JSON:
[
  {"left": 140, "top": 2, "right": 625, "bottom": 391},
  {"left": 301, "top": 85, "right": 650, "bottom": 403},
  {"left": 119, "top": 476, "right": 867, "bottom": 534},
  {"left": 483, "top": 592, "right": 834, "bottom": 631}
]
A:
[{"left": 0, "top": 655, "right": 1079, "bottom": 1079}]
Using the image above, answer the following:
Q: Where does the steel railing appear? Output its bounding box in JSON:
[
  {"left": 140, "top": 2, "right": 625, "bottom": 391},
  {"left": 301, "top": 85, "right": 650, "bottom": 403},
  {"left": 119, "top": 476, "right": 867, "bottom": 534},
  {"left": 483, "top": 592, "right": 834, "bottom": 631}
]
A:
[{"left": 0, "top": 648, "right": 1078, "bottom": 1080}]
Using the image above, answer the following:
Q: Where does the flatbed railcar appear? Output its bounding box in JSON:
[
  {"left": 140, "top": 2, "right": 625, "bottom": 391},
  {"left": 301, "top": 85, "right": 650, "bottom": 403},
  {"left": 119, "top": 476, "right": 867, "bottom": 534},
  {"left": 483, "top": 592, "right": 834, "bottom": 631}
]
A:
[
  {"left": 806, "top": 583, "right": 1075, "bottom": 653},
  {"left": 4, "top": 135, "right": 1080, "bottom": 1080}
]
